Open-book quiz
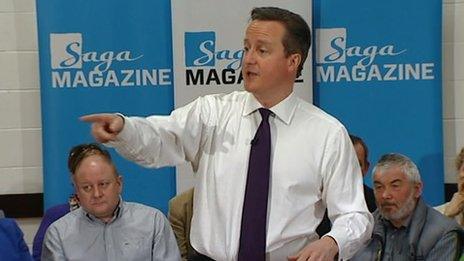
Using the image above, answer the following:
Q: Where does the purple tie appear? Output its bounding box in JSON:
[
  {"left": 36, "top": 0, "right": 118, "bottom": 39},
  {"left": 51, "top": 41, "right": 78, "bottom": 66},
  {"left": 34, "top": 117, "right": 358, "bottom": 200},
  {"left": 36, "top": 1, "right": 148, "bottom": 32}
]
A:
[{"left": 238, "top": 108, "right": 272, "bottom": 261}]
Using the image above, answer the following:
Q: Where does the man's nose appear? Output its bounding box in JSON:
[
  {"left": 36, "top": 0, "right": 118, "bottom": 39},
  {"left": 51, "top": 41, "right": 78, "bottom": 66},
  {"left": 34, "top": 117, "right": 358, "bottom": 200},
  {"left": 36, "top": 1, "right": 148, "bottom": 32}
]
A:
[
  {"left": 382, "top": 188, "right": 392, "bottom": 199},
  {"left": 92, "top": 186, "right": 103, "bottom": 198},
  {"left": 243, "top": 50, "right": 256, "bottom": 64}
]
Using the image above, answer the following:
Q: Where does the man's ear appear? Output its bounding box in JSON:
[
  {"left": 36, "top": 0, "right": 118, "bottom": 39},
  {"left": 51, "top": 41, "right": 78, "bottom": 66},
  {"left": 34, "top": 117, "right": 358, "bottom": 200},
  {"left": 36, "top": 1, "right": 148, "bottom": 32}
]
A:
[
  {"left": 364, "top": 161, "right": 371, "bottom": 175},
  {"left": 414, "top": 182, "right": 423, "bottom": 198},
  {"left": 117, "top": 175, "right": 123, "bottom": 193},
  {"left": 288, "top": 53, "right": 301, "bottom": 73}
]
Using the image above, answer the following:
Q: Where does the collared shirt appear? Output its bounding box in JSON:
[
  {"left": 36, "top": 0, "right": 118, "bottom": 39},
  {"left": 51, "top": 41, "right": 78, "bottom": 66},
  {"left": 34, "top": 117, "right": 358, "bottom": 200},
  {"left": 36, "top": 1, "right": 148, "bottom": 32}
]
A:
[
  {"left": 381, "top": 218, "right": 411, "bottom": 261},
  {"left": 41, "top": 200, "right": 181, "bottom": 261},
  {"left": 110, "top": 91, "right": 373, "bottom": 260},
  {"left": 380, "top": 211, "right": 459, "bottom": 261}
]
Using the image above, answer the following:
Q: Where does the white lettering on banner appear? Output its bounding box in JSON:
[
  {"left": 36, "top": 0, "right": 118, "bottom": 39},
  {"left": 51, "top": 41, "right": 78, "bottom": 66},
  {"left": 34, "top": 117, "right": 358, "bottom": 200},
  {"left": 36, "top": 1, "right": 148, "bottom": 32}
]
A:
[
  {"left": 193, "top": 40, "right": 215, "bottom": 66},
  {"left": 57, "top": 40, "right": 143, "bottom": 72},
  {"left": 49, "top": 33, "right": 168, "bottom": 88},
  {"left": 316, "top": 63, "right": 435, "bottom": 82},
  {"left": 51, "top": 69, "right": 172, "bottom": 88},
  {"left": 346, "top": 45, "right": 406, "bottom": 67},
  {"left": 316, "top": 28, "right": 436, "bottom": 83},
  {"left": 193, "top": 41, "right": 243, "bottom": 70},
  {"left": 326, "top": 39, "right": 406, "bottom": 67}
]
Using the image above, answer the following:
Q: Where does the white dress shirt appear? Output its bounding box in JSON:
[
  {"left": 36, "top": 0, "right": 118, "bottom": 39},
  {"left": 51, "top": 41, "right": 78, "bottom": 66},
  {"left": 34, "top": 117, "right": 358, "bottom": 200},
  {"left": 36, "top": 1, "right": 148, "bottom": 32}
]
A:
[{"left": 109, "top": 91, "right": 373, "bottom": 260}]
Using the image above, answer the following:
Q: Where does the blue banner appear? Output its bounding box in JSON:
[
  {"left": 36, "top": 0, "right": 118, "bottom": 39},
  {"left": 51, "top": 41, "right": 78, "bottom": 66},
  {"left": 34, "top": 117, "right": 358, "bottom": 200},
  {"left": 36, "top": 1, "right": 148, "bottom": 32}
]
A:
[
  {"left": 36, "top": 0, "right": 175, "bottom": 212},
  {"left": 313, "top": 0, "right": 444, "bottom": 205}
]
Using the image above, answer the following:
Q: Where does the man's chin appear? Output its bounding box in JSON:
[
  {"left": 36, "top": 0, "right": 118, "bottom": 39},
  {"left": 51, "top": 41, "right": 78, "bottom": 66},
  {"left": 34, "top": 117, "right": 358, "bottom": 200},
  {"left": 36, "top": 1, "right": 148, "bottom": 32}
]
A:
[
  {"left": 379, "top": 207, "right": 396, "bottom": 217},
  {"left": 244, "top": 84, "right": 264, "bottom": 95}
]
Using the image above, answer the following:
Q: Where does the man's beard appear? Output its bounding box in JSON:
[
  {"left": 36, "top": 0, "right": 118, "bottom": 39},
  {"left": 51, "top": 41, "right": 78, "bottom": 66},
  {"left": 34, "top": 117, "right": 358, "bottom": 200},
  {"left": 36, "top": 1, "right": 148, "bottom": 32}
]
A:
[{"left": 380, "top": 191, "right": 417, "bottom": 222}]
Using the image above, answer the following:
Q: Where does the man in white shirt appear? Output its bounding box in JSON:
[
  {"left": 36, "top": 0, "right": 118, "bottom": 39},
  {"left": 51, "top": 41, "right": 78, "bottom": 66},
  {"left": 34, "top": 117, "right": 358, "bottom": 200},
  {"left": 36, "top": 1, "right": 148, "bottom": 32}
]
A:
[{"left": 81, "top": 7, "right": 373, "bottom": 260}]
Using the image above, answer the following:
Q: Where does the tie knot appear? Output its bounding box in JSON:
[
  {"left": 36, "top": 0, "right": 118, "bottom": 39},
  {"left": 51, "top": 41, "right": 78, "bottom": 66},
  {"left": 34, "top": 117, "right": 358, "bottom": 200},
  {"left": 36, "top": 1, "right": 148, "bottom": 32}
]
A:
[{"left": 258, "top": 108, "right": 272, "bottom": 121}]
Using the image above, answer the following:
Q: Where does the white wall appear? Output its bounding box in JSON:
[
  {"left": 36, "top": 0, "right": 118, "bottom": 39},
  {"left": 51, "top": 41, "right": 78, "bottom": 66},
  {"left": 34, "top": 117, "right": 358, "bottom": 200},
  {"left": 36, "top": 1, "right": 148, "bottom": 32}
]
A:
[
  {"left": 443, "top": 0, "right": 464, "bottom": 183},
  {"left": 0, "top": 0, "right": 42, "bottom": 195},
  {"left": 0, "top": 0, "right": 462, "bottom": 191}
]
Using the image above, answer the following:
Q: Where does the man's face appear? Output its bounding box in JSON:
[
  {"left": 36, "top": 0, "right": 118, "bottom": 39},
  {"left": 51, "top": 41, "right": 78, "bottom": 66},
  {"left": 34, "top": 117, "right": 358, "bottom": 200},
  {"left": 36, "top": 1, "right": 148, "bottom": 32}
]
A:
[
  {"left": 373, "top": 166, "right": 421, "bottom": 225},
  {"left": 73, "top": 155, "right": 122, "bottom": 222},
  {"left": 242, "top": 20, "right": 299, "bottom": 100},
  {"left": 354, "top": 143, "right": 369, "bottom": 177}
]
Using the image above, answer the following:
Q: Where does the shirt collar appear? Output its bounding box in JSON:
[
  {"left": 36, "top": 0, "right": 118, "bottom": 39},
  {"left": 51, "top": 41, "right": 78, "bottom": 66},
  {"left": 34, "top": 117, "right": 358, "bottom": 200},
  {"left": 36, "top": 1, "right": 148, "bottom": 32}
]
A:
[{"left": 243, "top": 91, "right": 298, "bottom": 125}]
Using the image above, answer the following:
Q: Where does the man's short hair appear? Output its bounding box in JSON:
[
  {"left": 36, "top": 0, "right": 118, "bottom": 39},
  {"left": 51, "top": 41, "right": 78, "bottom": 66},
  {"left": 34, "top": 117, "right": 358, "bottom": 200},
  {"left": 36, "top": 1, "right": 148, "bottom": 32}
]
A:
[
  {"left": 372, "top": 153, "right": 421, "bottom": 183},
  {"left": 349, "top": 134, "right": 369, "bottom": 163},
  {"left": 68, "top": 143, "right": 114, "bottom": 175},
  {"left": 456, "top": 147, "right": 464, "bottom": 171},
  {"left": 250, "top": 7, "right": 311, "bottom": 78}
]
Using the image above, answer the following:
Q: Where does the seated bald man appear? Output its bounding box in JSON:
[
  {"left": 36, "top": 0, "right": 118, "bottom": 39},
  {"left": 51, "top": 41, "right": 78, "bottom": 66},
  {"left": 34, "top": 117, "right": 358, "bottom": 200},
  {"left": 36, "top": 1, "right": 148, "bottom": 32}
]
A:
[{"left": 42, "top": 143, "right": 180, "bottom": 261}]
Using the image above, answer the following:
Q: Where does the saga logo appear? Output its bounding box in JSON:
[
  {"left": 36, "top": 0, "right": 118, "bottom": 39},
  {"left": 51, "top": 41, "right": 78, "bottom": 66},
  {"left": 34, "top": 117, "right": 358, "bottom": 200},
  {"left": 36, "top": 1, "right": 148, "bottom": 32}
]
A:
[
  {"left": 50, "top": 33, "right": 143, "bottom": 72},
  {"left": 316, "top": 28, "right": 406, "bottom": 67},
  {"left": 184, "top": 31, "right": 243, "bottom": 70}
]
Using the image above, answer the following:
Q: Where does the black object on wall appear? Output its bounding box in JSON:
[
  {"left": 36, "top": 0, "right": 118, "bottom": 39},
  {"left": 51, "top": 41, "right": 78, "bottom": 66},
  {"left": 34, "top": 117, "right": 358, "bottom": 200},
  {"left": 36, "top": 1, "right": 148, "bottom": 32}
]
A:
[
  {"left": 444, "top": 183, "right": 458, "bottom": 202},
  {"left": 0, "top": 193, "right": 43, "bottom": 218}
]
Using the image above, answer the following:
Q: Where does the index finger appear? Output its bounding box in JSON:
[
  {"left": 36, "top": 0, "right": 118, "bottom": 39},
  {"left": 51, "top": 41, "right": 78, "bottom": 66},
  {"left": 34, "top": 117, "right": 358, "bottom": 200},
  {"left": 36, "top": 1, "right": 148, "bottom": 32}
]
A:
[{"left": 80, "top": 113, "right": 115, "bottom": 123}]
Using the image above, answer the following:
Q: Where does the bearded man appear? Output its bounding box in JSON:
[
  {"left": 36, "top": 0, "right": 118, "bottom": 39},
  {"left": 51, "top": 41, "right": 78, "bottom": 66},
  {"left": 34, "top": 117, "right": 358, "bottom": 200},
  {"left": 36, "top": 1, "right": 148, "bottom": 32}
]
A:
[{"left": 351, "top": 153, "right": 464, "bottom": 260}]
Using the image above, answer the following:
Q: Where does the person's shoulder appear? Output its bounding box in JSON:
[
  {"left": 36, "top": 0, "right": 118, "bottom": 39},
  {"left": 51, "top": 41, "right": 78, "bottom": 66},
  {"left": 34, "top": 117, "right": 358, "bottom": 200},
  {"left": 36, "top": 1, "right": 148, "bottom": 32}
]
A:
[
  {"left": 294, "top": 97, "right": 345, "bottom": 130},
  {"left": 421, "top": 203, "right": 463, "bottom": 237},
  {"left": 124, "top": 201, "right": 164, "bottom": 217},
  {"left": 169, "top": 188, "right": 194, "bottom": 206},
  {"left": 188, "top": 91, "right": 248, "bottom": 120},
  {"left": 44, "top": 208, "right": 82, "bottom": 239},
  {"left": 199, "top": 91, "right": 248, "bottom": 106},
  {"left": 202, "top": 91, "right": 247, "bottom": 100},
  {"left": 433, "top": 202, "right": 448, "bottom": 214},
  {"left": 43, "top": 203, "right": 70, "bottom": 221},
  {"left": 0, "top": 218, "right": 21, "bottom": 232},
  {"left": 427, "top": 204, "right": 457, "bottom": 225},
  {"left": 49, "top": 208, "right": 81, "bottom": 228}
]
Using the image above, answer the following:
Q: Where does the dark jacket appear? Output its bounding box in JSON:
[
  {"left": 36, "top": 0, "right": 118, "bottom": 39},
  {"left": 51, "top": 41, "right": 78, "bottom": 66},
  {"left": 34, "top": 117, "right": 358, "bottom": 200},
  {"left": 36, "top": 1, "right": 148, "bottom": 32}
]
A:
[{"left": 351, "top": 198, "right": 464, "bottom": 260}]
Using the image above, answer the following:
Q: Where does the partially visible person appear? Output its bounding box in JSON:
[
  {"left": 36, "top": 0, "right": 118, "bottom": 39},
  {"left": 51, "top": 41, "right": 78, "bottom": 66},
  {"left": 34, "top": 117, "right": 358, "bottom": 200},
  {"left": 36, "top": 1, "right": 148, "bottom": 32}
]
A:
[
  {"left": 436, "top": 147, "right": 464, "bottom": 226},
  {"left": 350, "top": 134, "right": 377, "bottom": 212},
  {"left": 316, "top": 134, "right": 376, "bottom": 236},
  {"left": 352, "top": 153, "right": 464, "bottom": 260},
  {"left": 32, "top": 195, "right": 79, "bottom": 261},
  {"left": 42, "top": 143, "right": 180, "bottom": 261},
  {"left": 0, "top": 209, "right": 4, "bottom": 218},
  {"left": 0, "top": 218, "right": 32, "bottom": 261},
  {"left": 168, "top": 188, "right": 201, "bottom": 260}
]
